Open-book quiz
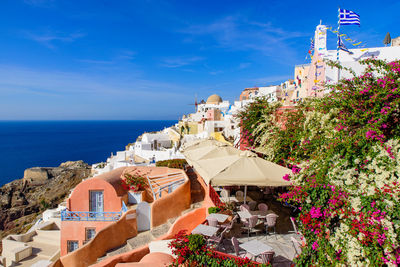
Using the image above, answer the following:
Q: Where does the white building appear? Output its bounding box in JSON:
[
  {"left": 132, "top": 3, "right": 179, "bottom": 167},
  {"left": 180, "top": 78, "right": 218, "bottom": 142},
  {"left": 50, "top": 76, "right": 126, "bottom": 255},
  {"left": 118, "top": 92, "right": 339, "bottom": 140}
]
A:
[
  {"left": 258, "top": 85, "right": 282, "bottom": 102},
  {"left": 133, "top": 128, "right": 184, "bottom": 163},
  {"left": 307, "top": 24, "right": 400, "bottom": 97}
]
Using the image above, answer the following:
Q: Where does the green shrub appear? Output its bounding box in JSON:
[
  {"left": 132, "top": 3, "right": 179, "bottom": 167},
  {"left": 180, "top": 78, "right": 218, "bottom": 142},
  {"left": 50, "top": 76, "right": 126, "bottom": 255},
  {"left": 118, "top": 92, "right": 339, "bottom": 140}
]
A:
[
  {"left": 208, "top": 207, "right": 221, "bottom": 214},
  {"left": 155, "top": 159, "right": 187, "bottom": 169}
]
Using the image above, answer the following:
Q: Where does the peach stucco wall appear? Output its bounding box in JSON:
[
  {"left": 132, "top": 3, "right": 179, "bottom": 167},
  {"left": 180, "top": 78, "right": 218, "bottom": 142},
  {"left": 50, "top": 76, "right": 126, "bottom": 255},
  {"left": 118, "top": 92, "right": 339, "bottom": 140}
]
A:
[
  {"left": 92, "top": 207, "right": 207, "bottom": 267},
  {"left": 61, "top": 168, "right": 128, "bottom": 256},
  {"left": 61, "top": 220, "right": 113, "bottom": 256},
  {"left": 54, "top": 209, "right": 137, "bottom": 267},
  {"left": 151, "top": 178, "right": 191, "bottom": 228},
  {"left": 67, "top": 173, "right": 126, "bottom": 212}
]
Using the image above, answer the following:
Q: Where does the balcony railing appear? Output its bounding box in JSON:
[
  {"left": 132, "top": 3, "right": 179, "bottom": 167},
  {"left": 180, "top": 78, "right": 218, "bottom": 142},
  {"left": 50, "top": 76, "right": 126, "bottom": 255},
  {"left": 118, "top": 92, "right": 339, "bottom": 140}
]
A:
[
  {"left": 61, "top": 210, "right": 123, "bottom": 221},
  {"left": 61, "top": 202, "right": 128, "bottom": 222},
  {"left": 209, "top": 185, "right": 223, "bottom": 207}
]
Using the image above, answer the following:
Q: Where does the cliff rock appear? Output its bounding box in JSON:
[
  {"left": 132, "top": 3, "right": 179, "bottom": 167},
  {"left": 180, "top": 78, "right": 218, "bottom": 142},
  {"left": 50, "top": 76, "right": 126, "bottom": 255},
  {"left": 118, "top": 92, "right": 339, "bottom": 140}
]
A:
[{"left": 0, "top": 160, "right": 91, "bottom": 241}]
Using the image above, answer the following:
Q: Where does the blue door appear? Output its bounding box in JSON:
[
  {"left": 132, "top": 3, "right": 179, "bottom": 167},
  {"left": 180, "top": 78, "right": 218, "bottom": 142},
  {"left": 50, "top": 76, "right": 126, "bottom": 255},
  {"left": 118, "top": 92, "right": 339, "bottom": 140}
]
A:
[{"left": 90, "top": 191, "right": 104, "bottom": 212}]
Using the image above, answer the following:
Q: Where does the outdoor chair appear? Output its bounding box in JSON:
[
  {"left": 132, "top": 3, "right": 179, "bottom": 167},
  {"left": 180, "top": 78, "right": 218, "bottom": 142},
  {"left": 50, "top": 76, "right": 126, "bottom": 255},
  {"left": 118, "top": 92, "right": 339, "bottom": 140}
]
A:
[
  {"left": 208, "top": 225, "right": 229, "bottom": 250},
  {"left": 220, "top": 189, "right": 230, "bottom": 202},
  {"left": 207, "top": 217, "right": 219, "bottom": 228},
  {"left": 257, "top": 251, "right": 275, "bottom": 264},
  {"left": 264, "top": 214, "right": 279, "bottom": 239},
  {"left": 235, "top": 190, "right": 244, "bottom": 198},
  {"left": 258, "top": 203, "right": 268, "bottom": 212},
  {"left": 240, "top": 204, "right": 250, "bottom": 212},
  {"left": 291, "top": 237, "right": 302, "bottom": 256},
  {"left": 248, "top": 201, "right": 257, "bottom": 211},
  {"left": 289, "top": 217, "right": 298, "bottom": 234},
  {"left": 241, "top": 215, "right": 260, "bottom": 240},
  {"left": 221, "top": 215, "right": 238, "bottom": 230},
  {"left": 231, "top": 237, "right": 253, "bottom": 259}
]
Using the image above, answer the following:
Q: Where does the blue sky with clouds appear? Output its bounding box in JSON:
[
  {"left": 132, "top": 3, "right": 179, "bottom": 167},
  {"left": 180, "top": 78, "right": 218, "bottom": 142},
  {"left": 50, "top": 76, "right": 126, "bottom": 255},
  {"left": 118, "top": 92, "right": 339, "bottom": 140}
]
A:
[{"left": 0, "top": 0, "right": 399, "bottom": 120}]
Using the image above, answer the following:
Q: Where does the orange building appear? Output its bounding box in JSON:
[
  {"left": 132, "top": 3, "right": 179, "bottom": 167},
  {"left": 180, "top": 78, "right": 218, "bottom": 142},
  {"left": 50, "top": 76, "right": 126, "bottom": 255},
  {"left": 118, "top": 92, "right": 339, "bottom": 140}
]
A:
[
  {"left": 60, "top": 168, "right": 129, "bottom": 256},
  {"left": 239, "top": 87, "right": 259, "bottom": 101},
  {"left": 206, "top": 108, "right": 222, "bottom": 121}
]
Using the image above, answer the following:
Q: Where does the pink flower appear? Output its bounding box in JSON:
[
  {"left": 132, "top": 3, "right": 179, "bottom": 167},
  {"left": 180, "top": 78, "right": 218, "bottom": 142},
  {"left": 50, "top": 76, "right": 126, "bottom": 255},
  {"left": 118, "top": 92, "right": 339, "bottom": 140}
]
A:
[
  {"left": 310, "top": 207, "right": 322, "bottom": 218},
  {"left": 292, "top": 165, "right": 301, "bottom": 174},
  {"left": 312, "top": 241, "right": 319, "bottom": 250},
  {"left": 282, "top": 174, "right": 290, "bottom": 181}
]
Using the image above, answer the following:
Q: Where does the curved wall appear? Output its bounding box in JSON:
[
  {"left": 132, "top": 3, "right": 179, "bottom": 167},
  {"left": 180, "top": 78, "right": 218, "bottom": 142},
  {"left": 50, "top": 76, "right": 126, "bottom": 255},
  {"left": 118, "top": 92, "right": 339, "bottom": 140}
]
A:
[{"left": 54, "top": 209, "right": 137, "bottom": 267}]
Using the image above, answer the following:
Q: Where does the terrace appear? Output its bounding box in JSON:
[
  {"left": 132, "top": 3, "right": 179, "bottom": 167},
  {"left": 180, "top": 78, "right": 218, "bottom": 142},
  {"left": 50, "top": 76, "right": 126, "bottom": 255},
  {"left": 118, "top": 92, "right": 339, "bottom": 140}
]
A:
[{"left": 182, "top": 185, "right": 303, "bottom": 266}]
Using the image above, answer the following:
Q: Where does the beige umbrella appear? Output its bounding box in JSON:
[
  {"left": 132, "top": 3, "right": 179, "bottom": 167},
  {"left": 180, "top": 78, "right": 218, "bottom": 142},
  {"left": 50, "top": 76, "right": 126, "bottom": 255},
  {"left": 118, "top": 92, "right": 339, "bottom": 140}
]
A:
[
  {"left": 209, "top": 151, "right": 291, "bottom": 187},
  {"left": 192, "top": 150, "right": 291, "bottom": 204},
  {"left": 181, "top": 138, "right": 221, "bottom": 152},
  {"left": 196, "top": 145, "right": 240, "bottom": 160},
  {"left": 191, "top": 155, "right": 240, "bottom": 182},
  {"left": 184, "top": 142, "right": 236, "bottom": 161}
]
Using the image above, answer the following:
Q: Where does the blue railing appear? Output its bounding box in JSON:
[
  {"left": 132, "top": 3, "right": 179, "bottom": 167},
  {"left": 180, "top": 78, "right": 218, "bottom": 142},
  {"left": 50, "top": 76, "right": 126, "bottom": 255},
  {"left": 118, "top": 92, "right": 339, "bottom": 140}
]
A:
[{"left": 61, "top": 202, "right": 128, "bottom": 221}]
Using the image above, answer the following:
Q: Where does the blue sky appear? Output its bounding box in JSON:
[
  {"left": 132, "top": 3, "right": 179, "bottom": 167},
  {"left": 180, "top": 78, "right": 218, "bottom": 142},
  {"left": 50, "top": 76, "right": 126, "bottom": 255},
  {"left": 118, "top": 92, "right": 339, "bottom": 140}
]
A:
[{"left": 0, "top": 0, "right": 399, "bottom": 120}]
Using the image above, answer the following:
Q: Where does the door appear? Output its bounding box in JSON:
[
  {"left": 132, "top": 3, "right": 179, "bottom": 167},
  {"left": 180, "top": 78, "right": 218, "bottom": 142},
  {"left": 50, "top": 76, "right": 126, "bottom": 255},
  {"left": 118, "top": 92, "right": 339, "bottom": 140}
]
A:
[{"left": 89, "top": 191, "right": 104, "bottom": 212}]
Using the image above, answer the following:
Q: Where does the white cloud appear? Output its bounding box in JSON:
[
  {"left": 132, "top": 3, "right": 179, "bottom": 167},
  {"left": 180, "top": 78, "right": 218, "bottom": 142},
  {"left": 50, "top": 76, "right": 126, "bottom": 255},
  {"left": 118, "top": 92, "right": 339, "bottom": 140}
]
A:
[
  {"left": 160, "top": 56, "right": 204, "bottom": 68},
  {"left": 180, "top": 15, "right": 307, "bottom": 63},
  {"left": 23, "top": 31, "right": 85, "bottom": 49}
]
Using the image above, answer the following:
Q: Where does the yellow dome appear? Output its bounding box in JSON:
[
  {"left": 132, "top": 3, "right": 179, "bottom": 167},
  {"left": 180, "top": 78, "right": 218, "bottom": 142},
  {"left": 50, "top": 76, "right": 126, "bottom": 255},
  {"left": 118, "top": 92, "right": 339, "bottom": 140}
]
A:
[{"left": 206, "top": 94, "right": 223, "bottom": 104}]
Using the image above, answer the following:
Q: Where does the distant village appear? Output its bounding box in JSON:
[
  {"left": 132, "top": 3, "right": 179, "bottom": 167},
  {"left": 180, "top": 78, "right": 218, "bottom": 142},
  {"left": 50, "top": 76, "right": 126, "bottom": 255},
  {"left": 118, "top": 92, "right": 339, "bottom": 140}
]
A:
[{"left": 2, "top": 24, "right": 400, "bottom": 267}]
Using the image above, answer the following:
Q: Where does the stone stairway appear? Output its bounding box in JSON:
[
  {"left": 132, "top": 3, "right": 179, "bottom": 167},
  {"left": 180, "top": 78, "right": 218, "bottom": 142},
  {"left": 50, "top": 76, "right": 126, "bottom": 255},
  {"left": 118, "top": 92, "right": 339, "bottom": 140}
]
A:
[
  {"left": 185, "top": 167, "right": 205, "bottom": 203},
  {"left": 97, "top": 202, "right": 203, "bottom": 263}
]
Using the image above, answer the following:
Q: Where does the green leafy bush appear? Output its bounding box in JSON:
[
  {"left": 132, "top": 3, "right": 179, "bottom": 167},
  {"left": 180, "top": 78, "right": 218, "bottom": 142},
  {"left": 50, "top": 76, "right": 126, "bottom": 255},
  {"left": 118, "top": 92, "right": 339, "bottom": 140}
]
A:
[
  {"left": 208, "top": 207, "right": 221, "bottom": 214},
  {"left": 156, "top": 159, "right": 187, "bottom": 169},
  {"left": 238, "top": 59, "right": 400, "bottom": 265},
  {"left": 169, "top": 230, "right": 270, "bottom": 266}
]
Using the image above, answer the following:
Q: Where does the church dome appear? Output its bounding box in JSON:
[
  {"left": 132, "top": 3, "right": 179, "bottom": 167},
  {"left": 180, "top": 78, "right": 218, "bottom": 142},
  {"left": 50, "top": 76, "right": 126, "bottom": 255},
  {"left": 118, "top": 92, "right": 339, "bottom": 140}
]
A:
[{"left": 206, "top": 94, "right": 223, "bottom": 104}]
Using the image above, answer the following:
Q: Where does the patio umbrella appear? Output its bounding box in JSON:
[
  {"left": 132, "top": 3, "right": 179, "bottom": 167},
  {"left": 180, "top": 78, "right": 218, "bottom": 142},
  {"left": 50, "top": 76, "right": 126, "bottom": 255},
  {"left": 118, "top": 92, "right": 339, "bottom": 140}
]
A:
[
  {"left": 181, "top": 138, "right": 221, "bottom": 152},
  {"left": 190, "top": 154, "right": 240, "bottom": 183},
  {"left": 193, "top": 150, "right": 291, "bottom": 203},
  {"left": 208, "top": 150, "right": 291, "bottom": 187}
]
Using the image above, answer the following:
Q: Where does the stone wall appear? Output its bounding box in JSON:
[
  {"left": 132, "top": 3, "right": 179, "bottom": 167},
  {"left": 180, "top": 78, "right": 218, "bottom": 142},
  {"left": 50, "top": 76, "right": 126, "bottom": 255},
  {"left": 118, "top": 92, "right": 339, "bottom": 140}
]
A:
[
  {"left": 392, "top": 37, "right": 400, "bottom": 47},
  {"left": 23, "top": 168, "right": 50, "bottom": 183}
]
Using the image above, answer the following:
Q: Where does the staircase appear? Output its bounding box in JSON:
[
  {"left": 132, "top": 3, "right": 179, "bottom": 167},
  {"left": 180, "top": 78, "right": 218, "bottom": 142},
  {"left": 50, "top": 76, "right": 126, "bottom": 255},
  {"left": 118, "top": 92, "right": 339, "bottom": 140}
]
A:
[
  {"left": 97, "top": 202, "right": 203, "bottom": 263},
  {"left": 185, "top": 167, "right": 205, "bottom": 203}
]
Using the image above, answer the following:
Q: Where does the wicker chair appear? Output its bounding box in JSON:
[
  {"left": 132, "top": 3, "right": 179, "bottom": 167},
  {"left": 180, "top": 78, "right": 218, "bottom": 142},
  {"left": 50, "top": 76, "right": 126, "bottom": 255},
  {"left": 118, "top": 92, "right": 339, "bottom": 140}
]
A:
[
  {"left": 264, "top": 214, "right": 279, "bottom": 238},
  {"left": 257, "top": 251, "right": 275, "bottom": 264},
  {"left": 207, "top": 217, "right": 219, "bottom": 228},
  {"left": 235, "top": 190, "right": 244, "bottom": 198},
  {"left": 258, "top": 203, "right": 268, "bottom": 212},
  {"left": 242, "top": 215, "right": 260, "bottom": 240},
  {"left": 231, "top": 237, "right": 253, "bottom": 259},
  {"left": 248, "top": 201, "right": 257, "bottom": 211}
]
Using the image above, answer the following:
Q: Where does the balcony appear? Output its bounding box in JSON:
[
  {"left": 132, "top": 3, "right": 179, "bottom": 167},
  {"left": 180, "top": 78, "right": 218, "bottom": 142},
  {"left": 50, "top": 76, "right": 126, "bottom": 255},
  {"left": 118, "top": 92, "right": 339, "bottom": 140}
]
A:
[
  {"left": 61, "top": 202, "right": 128, "bottom": 222},
  {"left": 61, "top": 210, "right": 123, "bottom": 221}
]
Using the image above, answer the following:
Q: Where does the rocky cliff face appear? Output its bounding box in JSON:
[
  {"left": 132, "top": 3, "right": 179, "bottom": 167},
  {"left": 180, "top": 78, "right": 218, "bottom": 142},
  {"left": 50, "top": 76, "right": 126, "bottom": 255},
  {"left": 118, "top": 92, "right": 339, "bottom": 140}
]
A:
[{"left": 0, "top": 160, "right": 91, "bottom": 240}]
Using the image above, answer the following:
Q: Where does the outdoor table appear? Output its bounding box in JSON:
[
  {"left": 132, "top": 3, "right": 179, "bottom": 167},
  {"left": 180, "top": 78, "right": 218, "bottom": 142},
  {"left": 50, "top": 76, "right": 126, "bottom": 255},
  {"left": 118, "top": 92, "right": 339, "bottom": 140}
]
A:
[
  {"left": 238, "top": 210, "right": 275, "bottom": 220},
  {"left": 191, "top": 224, "right": 219, "bottom": 237},
  {"left": 230, "top": 196, "right": 254, "bottom": 203},
  {"left": 206, "top": 213, "right": 229, "bottom": 223},
  {"left": 239, "top": 239, "right": 273, "bottom": 259}
]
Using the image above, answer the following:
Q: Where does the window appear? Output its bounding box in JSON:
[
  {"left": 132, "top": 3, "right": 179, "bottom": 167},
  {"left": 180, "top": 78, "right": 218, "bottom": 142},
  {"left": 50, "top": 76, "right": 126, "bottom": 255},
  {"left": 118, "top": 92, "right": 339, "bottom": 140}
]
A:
[
  {"left": 86, "top": 228, "right": 96, "bottom": 240},
  {"left": 67, "top": 240, "right": 79, "bottom": 253},
  {"left": 89, "top": 191, "right": 104, "bottom": 212}
]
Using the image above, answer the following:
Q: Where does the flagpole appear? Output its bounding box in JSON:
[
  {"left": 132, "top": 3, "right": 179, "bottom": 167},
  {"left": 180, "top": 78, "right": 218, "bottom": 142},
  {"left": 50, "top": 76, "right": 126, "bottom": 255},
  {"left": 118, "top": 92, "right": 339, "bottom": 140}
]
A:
[{"left": 337, "top": 7, "right": 341, "bottom": 82}]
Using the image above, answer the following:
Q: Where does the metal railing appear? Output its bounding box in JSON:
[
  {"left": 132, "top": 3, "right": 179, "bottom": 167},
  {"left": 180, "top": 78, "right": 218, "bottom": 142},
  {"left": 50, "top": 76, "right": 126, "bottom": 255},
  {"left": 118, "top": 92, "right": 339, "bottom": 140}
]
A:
[
  {"left": 61, "top": 201, "right": 128, "bottom": 222},
  {"left": 147, "top": 172, "right": 186, "bottom": 200},
  {"left": 209, "top": 185, "right": 223, "bottom": 207}
]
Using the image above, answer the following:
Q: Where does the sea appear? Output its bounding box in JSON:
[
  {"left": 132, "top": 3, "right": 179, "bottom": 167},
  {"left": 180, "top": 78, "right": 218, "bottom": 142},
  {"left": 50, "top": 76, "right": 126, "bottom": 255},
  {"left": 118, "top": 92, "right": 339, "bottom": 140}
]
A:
[{"left": 0, "top": 120, "right": 176, "bottom": 186}]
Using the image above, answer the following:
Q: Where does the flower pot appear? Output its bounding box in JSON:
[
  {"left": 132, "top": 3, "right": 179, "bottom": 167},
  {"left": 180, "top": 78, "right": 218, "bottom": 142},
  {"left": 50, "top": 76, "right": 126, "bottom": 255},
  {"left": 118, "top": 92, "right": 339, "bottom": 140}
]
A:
[{"left": 128, "top": 190, "right": 144, "bottom": 204}]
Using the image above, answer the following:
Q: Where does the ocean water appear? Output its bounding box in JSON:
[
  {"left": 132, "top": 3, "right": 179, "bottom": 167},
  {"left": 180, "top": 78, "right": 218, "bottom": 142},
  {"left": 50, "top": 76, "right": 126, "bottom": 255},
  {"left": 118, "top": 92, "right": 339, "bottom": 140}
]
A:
[{"left": 0, "top": 120, "right": 176, "bottom": 186}]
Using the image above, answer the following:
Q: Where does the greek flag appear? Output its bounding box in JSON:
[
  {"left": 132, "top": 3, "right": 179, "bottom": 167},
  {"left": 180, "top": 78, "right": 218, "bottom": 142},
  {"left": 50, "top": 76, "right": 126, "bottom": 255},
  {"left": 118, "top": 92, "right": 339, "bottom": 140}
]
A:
[
  {"left": 338, "top": 36, "right": 353, "bottom": 54},
  {"left": 339, "top": 8, "right": 360, "bottom": 26}
]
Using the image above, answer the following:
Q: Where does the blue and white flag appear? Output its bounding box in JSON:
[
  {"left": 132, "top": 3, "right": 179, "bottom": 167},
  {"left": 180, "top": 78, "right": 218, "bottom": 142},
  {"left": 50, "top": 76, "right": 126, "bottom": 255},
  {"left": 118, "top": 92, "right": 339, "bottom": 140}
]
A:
[
  {"left": 338, "top": 36, "right": 353, "bottom": 54},
  {"left": 339, "top": 8, "right": 360, "bottom": 26}
]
